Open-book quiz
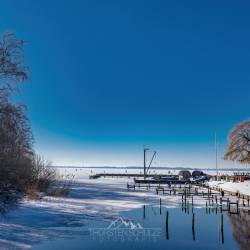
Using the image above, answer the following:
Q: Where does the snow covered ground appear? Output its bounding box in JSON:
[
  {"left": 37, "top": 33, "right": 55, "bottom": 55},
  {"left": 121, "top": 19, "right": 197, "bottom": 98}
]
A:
[
  {"left": 0, "top": 167, "right": 249, "bottom": 249},
  {"left": 208, "top": 180, "right": 250, "bottom": 196}
]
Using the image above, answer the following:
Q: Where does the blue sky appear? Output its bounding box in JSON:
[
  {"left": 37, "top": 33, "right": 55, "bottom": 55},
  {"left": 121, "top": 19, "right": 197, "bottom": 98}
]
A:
[{"left": 1, "top": 1, "right": 250, "bottom": 168}]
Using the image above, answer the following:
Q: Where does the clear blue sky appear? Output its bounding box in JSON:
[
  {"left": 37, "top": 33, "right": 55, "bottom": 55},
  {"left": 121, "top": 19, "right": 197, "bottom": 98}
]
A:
[{"left": 1, "top": 1, "right": 250, "bottom": 168}]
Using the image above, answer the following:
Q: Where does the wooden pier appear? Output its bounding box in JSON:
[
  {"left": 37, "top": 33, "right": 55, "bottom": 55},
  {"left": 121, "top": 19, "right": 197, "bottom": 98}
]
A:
[
  {"left": 89, "top": 173, "right": 177, "bottom": 179},
  {"left": 127, "top": 181, "right": 250, "bottom": 214}
]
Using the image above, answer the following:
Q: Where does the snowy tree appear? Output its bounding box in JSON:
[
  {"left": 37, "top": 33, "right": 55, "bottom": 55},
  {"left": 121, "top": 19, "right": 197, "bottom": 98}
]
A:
[
  {"left": 224, "top": 120, "right": 250, "bottom": 164},
  {"left": 0, "top": 31, "right": 28, "bottom": 93}
]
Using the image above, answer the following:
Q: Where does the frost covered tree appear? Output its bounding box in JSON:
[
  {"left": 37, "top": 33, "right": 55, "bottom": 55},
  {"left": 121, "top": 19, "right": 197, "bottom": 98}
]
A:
[
  {"left": 224, "top": 120, "right": 250, "bottom": 164},
  {"left": 0, "top": 31, "right": 56, "bottom": 203},
  {"left": 0, "top": 31, "right": 28, "bottom": 93},
  {"left": 0, "top": 31, "right": 34, "bottom": 194}
]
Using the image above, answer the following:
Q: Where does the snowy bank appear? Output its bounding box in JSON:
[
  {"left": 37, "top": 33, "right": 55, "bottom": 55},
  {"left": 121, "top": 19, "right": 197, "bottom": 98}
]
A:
[{"left": 208, "top": 180, "right": 250, "bottom": 196}]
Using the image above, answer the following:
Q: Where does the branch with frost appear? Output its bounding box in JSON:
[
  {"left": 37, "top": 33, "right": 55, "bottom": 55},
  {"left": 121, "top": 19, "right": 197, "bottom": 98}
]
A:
[
  {"left": 224, "top": 120, "right": 250, "bottom": 164},
  {"left": 0, "top": 31, "right": 28, "bottom": 93}
]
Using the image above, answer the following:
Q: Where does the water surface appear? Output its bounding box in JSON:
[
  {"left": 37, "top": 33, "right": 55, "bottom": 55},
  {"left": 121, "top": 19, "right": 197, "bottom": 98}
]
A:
[{"left": 32, "top": 206, "right": 241, "bottom": 250}]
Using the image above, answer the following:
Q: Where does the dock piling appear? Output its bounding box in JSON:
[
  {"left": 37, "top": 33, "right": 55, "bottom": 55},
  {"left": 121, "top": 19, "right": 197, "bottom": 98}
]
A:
[
  {"left": 192, "top": 213, "right": 195, "bottom": 241},
  {"left": 221, "top": 214, "right": 224, "bottom": 244},
  {"left": 160, "top": 198, "right": 162, "bottom": 214},
  {"left": 166, "top": 211, "right": 169, "bottom": 240}
]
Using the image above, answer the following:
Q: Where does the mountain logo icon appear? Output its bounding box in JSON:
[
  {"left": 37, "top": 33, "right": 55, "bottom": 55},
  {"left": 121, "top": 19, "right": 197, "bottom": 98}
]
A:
[{"left": 107, "top": 217, "right": 143, "bottom": 229}]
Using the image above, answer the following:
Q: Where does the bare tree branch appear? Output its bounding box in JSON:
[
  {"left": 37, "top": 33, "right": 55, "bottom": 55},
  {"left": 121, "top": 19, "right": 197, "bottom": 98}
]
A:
[
  {"left": 0, "top": 31, "right": 28, "bottom": 93},
  {"left": 224, "top": 120, "right": 250, "bottom": 164}
]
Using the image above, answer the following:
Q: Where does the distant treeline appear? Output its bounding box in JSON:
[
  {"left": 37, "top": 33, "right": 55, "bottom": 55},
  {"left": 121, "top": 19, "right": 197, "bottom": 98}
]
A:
[{"left": 53, "top": 166, "right": 248, "bottom": 171}]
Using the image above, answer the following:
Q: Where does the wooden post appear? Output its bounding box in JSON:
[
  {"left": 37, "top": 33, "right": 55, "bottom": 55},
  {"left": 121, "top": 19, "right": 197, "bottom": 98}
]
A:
[
  {"left": 221, "top": 214, "right": 224, "bottom": 244},
  {"left": 160, "top": 198, "right": 162, "bottom": 215},
  {"left": 166, "top": 211, "right": 169, "bottom": 240},
  {"left": 143, "top": 205, "right": 146, "bottom": 219},
  {"left": 192, "top": 213, "right": 195, "bottom": 241}
]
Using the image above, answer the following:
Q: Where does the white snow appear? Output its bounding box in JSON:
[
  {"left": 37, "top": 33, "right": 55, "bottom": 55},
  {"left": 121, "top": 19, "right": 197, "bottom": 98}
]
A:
[
  {"left": 208, "top": 180, "right": 250, "bottom": 196},
  {"left": 0, "top": 166, "right": 249, "bottom": 249}
]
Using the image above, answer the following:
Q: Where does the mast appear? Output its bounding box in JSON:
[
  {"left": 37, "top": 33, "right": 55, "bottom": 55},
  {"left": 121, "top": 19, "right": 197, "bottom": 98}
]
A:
[
  {"left": 215, "top": 131, "right": 218, "bottom": 180},
  {"left": 143, "top": 146, "right": 149, "bottom": 179}
]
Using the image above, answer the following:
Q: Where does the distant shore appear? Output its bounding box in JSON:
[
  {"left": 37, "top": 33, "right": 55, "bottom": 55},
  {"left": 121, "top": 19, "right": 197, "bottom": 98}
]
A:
[{"left": 53, "top": 165, "right": 250, "bottom": 172}]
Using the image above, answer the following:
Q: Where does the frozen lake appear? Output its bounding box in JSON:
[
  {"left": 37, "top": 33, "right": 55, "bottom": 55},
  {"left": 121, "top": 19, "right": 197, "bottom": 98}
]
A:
[
  {"left": 32, "top": 206, "right": 241, "bottom": 250},
  {"left": 0, "top": 167, "right": 249, "bottom": 249}
]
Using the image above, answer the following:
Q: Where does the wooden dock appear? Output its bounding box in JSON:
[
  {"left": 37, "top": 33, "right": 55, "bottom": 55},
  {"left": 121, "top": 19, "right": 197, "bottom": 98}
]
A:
[
  {"left": 89, "top": 173, "right": 177, "bottom": 179},
  {"left": 134, "top": 178, "right": 183, "bottom": 184},
  {"left": 127, "top": 181, "right": 250, "bottom": 214}
]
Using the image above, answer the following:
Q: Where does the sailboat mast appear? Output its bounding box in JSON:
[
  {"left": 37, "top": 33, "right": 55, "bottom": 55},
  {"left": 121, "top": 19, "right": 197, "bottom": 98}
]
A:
[
  {"left": 215, "top": 132, "right": 218, "bottom": 179},
  {"left": 143, "top": 147, "right": 149, "bottom": 179}
]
